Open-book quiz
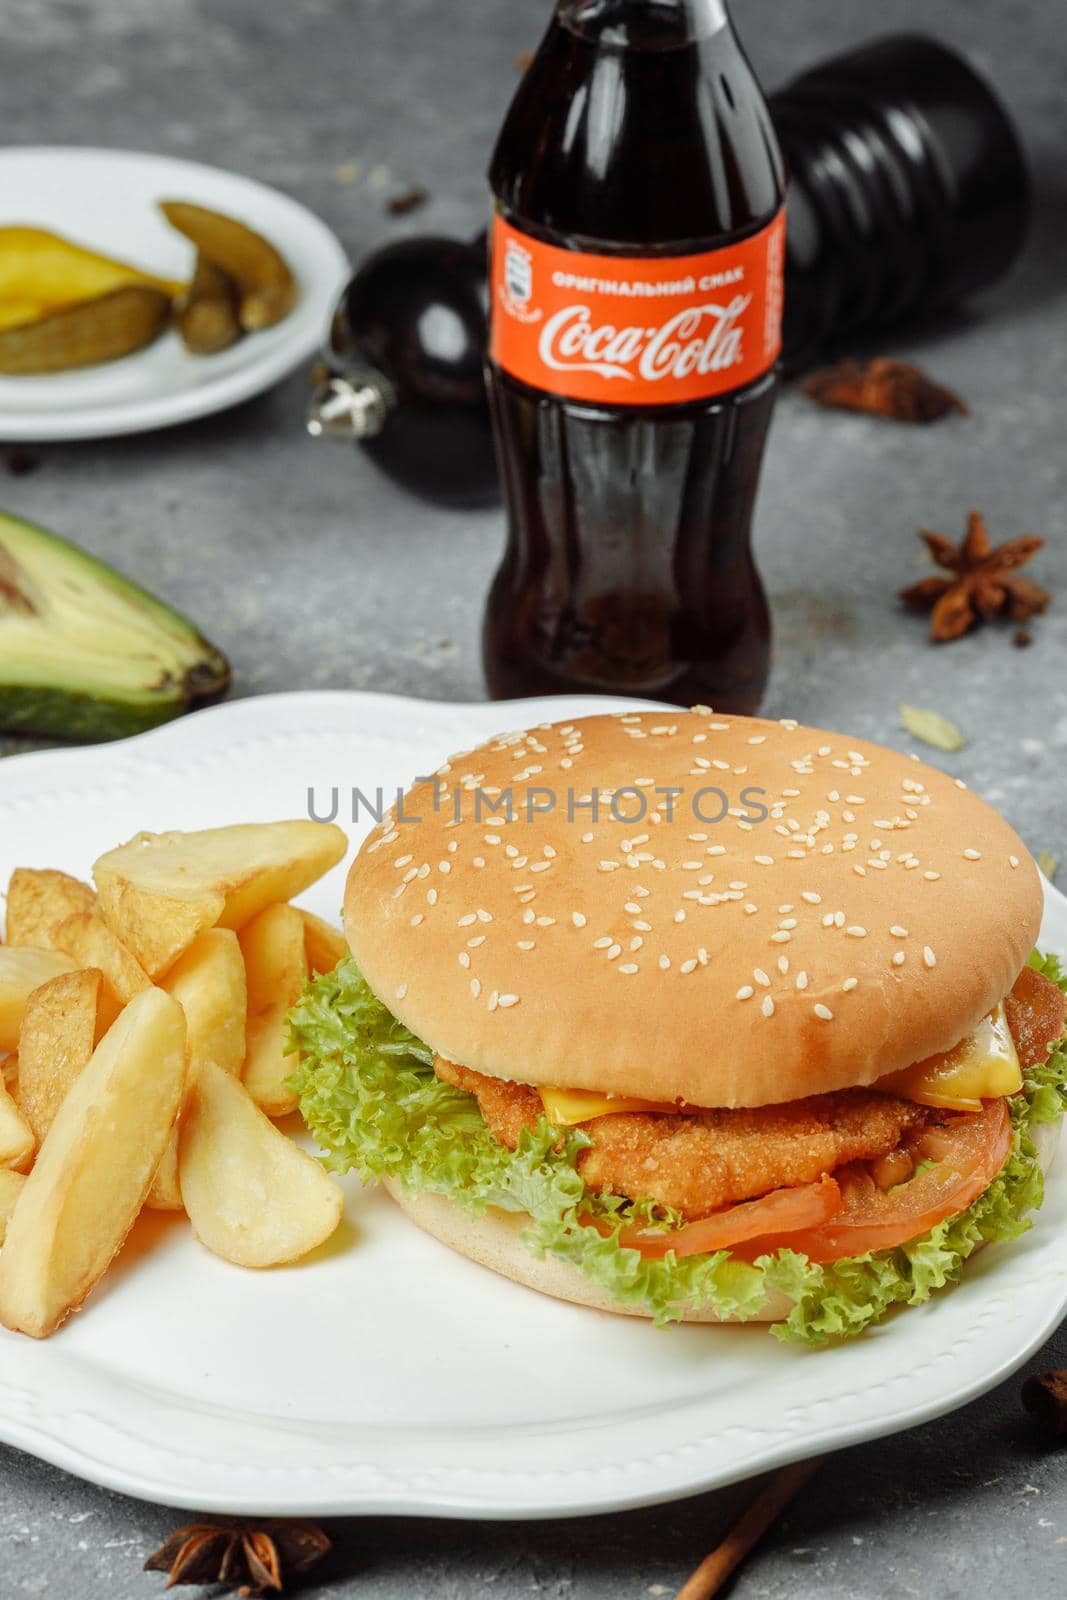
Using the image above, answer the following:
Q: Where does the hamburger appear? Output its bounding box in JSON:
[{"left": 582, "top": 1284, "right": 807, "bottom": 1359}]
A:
[{"left": 291, "top": 711, "right": 1067, "bottom": 1343}]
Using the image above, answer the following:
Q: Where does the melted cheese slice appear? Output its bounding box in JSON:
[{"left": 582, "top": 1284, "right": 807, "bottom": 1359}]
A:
[
  {"left": 539, "top": 1086, "right": 677, "bottom": 1126},
  {"left": 540, "top": 1003, "right": 1021, "bottom": 1124},
  {"left": 878, "top": 1003, "right": 1021, "bottom": 1111}
]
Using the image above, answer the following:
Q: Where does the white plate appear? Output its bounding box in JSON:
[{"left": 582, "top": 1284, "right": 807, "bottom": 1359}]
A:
[
  {"left": 0, "top": 690, "right": 1065, "bottom": 1519},
  {"left": 0, "top": 148, "right": 349, "bottom": 440}
]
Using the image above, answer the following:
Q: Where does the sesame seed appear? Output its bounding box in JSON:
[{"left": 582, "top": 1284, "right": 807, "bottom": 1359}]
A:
[
  {"left": 737, "top": 985, "right": 754, "bottom": 1000},
  {"left": 923, "top": 946, "right": 937, "bottom": 968},
  {"left": 777, "top": 956, "right": 790, "bottom": 975},
  {"left": 778, "top": 904, "right": 794, "bottom": 915},
  {"left": 630, "top": 936, "right": 644, "bottom": 952},
  {"left": 963, "top": 848, "right": 982, "bottom": 861},
  {"left": 1009, "top": 855, "right": 1020, "bottom": 869},
  {"left": 572, "top": 912, "right": 587, "bottom": 928},
  {"left": 593, "top": 936, "right": 612, "bottom": 950},
  {"left": 706, "top": 845, "right": 727, "bottom": 857},
  {"left": 487, "top": 991, "right": 499, "bottom": 1012},
  {"left": 607, "top": 944, "right": 622, "bottom": 961},
  {"left": 619, "top": 963, "right": 639, "bottom": 975},
  {"left": 924, "top": 871, "right": 941, "bottom": 882},
  {"left": 467, "top": 935, "right": 485, "bottom": 949},
  {"left": 582, "top": 832, "right": 594, "bottom": 844},
  {"left": 813, "top": 1004, "right": 833, "bottom": 1021},
  {"left": 675, "top": 910, "right": 687, "bottom": 923},
  {"left": 754, "top": 854, "right": 775, "bottom": 866},
  {"left": 659, "top": 956, "right": 671, "bottom": 971},
  {"left": 517, "top": 940, "right": 535, "bottom": 951},
  {"left": 834, "top": 913, "right": 846, "bottom": 928},
  {"left": 892, "top": 951, "right": 906, "bottom": 967},
  {"left": 680, "top": 959, "right": 698, "bottom": 974},
  {"left": 795, "top": 971, "right": 809, "bottom": 991},
  {"left": 599, "top": 860, "right": 620, "bottom": 872},
  {"left": 744, "top": 904, "right": 759, "bottom": 915},
  {"left": 761, "top": 996, "right": 775, "bottom": 1018},
  {"left": 753, "top": 968, "right": 771, "bottom": 987},
  {"left": 779, "top": 918, "right": 798, "bottom": 930},
  {"left": 846, "top": 926, "right": 867, "bottom": 939},
  {"left": 842, "top": 977, "right": 858, "bottom": 992},
  {"left": 890, "top": 925, "right": 909, "bottom": 938},
  {"left": 770, "top": 931, "right": 792, "bottom": 945},
  {"left": 458, "top": 913, "right": 477, "bottom": 927},
  {"left": 523, "top": 909, "right": 535, "bottom": 925},
  {"left": 427, "top": 888, "right": 438, "bottom": 906},
  {"left": 498, "top": 994, "right": 520, "bottom": 1008},
  {"left": 395, "top": 984, "right": 407, "bottom": 1000},
  {"left": 536, "top": 917, "right": 555, "bottom": 928}
]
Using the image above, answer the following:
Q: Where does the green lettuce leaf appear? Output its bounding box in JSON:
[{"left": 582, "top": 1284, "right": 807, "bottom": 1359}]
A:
[{"left": 289, "top": 953, "right": 1067, "bottom": 1345}]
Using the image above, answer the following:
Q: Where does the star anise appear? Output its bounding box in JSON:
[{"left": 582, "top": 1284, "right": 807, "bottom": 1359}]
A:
[
  {"left": 900, "top": 509, "right": 1051, "bottom": 643},
  {"left": 802, "top": 357, "right": 967, "bottom": 423},
  {"left": 144, "top": 1517, "right": 331, "bottom": 1596}
]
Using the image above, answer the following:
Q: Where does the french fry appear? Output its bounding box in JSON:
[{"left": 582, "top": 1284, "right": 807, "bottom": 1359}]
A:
[
  {"left": 0, "top": 947, "right": 78, "bottom": 1051},
  {"left": 94, "top": 881, "right": 224, "bottom": 983},
  {"left": 53, "top": 911, "right": 150, "bottom": 1032},
  {"left": 179, "top": 1060, "right": 342, "bottom": 1268},
  {"left": 0, "top": 1169, "right": 26, "bottom": 1244},
  {"left": 0, "top": 1075, "right": 34, "bottom": 1171},
  {"left": 301, "top": 910, "right": 348, "bottom": 976},
  {"left": 93, "top": 821, "right": 347, "bottom": 947},
  {"left": 239, "top": 903, "right": 306, "bottom": 1117},
  {"left": 4, "top": 868, "right": 96, "bottom": 949},
  {"left": 148, "top": 928, "right": 247, "bottom": 1210},
  {"left": 16, "top": 968, "right": 102, "bottom": 1145},
  {"left": 0, "top": 988, "right": 187, "bottom": 1339}
]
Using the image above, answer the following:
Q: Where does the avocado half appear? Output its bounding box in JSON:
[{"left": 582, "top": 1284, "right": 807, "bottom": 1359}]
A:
[{"left": 0, "top": 509, "right": 231, "bottom": 742}]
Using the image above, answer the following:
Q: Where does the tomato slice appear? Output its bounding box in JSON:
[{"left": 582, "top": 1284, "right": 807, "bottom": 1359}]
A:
[
  {"left": 734, "top": 1098, "right": 1012, "bottom": 1265},
  {"left": 614, "top": 1174, "right": 842, "bottom": 1260}
]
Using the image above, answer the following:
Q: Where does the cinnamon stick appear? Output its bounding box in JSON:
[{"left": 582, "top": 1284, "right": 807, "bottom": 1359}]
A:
[{"left": 674, "top": 1457, "right": 823, "bottom": 1600}]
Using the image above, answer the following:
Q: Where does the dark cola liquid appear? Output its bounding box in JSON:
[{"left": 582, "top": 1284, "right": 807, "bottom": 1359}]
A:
[{"left": 484, "top": 0, "right": 786, "bottom": 713}]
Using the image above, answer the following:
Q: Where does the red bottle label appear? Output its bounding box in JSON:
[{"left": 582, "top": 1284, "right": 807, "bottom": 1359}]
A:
[{"left": 489, "top": 208, "right": 786, "bottom": 406}]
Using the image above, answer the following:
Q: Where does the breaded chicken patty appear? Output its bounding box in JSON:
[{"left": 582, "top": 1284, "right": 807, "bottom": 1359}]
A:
[
  {"left": 434, "top": 1056, "right": 923, "bottom": 1219},
  {"left": 435, "top": 968, "right": 1065, "bottom": 1221}
]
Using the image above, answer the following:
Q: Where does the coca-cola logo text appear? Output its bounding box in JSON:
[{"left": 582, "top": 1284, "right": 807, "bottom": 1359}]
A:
[{"left": 537, "top": 297, "right": 751, "bottom": 384}]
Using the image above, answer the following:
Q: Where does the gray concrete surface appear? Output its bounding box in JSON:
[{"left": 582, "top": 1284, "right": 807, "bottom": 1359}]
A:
[{"left": 1, "top": 0, "right": 1066, "bottom": 1595}]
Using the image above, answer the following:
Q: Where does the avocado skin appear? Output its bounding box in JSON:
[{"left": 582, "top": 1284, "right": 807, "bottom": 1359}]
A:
[{"left": 0, "top": 509, "right": 231, "bottom": 743}]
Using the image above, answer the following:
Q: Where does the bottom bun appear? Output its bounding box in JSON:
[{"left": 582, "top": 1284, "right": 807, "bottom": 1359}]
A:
[{"left": 384, "top": 1117, "right": 1060, "bottom": 1325}]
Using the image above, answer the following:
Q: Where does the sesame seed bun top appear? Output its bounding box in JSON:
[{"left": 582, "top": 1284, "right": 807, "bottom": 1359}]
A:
[{"left": 344, "top": 711, "right": 1043, "bottom": 1107}]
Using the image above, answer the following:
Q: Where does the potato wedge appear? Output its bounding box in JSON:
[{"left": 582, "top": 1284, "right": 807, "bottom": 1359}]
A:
[
  {"left": 301, "top": 910, "right": 348, "bottom": 976},
  {"left": 16, "top": 968, "right": 102, "bottom": 1145},
  {"left": 0, "top": 1075, "right": 34, "bottom": 1171},
  {"left": 94, "top": 880, "right": 224, "bottom": 982},
  {"left": 0, "top": 1169, "right": 26, "bottom": 1245},
  {"left": 0, "top": 947, "right": 77, "bottom": 1051},
  {"left": 239, "top": 903, "right": 306, "bottom": 1116},
  {"left": 148, "top": 928, "right": 247, "bottom": 1210},
  {"left": 0, "top": 988, "right": 187, "bottom": 1339},
  {"left": 93, "top": 821, "right": 347, "bottom": 943},
  {"left": 159, "top": 928, "right": 247, "bottom": 1079},
  {"left": 53, "top": 911, "right": 150, "bottom": 1033},
  {"left": 179, "top": 1060, "right": 342, "bottom": 1268},
  {"left": 5, "top": 868, "right": 96, "bottom": 949}
]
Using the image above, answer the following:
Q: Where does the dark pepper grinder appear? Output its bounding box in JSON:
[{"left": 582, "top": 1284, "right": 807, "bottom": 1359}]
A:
[
  {"left": 307, "top": 235, "right": 499, "bottom": 508},
  {"left": 772, "top": 33, "right": 1031, "bottom": 371}
]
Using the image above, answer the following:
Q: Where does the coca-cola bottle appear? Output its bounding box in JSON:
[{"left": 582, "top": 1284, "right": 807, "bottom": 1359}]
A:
[{"left": 484, "top": 0, "right": 786, "bottom": 713}]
